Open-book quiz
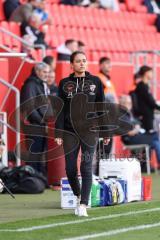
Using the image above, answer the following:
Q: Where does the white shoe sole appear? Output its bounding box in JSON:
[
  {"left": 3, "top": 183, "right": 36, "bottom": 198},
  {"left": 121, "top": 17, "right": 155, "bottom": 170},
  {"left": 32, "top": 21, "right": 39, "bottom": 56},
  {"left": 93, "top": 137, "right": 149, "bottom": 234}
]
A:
[{"left": 75, "top": 208, "right": 79, "bottom": 216}]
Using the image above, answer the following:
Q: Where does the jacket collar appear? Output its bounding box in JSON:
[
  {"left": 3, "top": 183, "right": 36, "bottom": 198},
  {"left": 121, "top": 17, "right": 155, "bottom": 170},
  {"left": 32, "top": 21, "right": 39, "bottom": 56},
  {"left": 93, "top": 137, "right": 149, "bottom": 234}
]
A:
[
  {"left": 69, "top": 71, "right": 90, "bottom": 80},
  {"left": 29, "top": 73, "right": 45, "bottom": 85}
]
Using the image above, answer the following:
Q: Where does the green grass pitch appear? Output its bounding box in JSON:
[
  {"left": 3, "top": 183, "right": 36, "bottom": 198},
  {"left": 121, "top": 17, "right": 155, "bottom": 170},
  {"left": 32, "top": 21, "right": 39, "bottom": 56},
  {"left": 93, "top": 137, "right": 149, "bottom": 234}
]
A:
[{"left": 0, "top": 174, "right": 160, "bottom": 240}]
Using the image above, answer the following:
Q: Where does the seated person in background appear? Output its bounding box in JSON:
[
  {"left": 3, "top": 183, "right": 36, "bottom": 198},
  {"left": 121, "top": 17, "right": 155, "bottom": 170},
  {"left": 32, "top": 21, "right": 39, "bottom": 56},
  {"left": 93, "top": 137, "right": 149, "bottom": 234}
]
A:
[
  {"left": 3, "top": 0, "right": 20, "bottom": 20},
  {"left": 144, "top": 0, "right": 154, "bottom": 13},
  {"left": 135, "top": 65, "right": 160, "bottom": 132},
  {"left": 144, "top": 0, "right": 160, "bottom": 13},
  {"left": 10, "top": 0, "right": 51, "bottom": 25},
  {"left": 144, "top": 0, "right": 160, "bottom": 31},
  {"left": 43, "top": 55, "right": 56, "bottom": 71},
  {"left": 88, "top": 0, "right": 100, "bottom": 8},
  {"left": 80, "top": 0, "right": 100, "bottom": 7},
  {"left": 21, "top": 12, "right": 48, "bottom": 48},
  {"left": 57, "top": 39, "right": 78, "bottom": 61},
  {"left": 120, "top": 95, "right": 160, "bottom": 166},
  {"left": 78, "top": 41, "right": 85, "bottom": 52},
  {"left": 21, "top": 34, "right": 35, "bottom": 59},
  {"left": 129, "top": 72, "right": 142, "bottom": 117},
  {"left": 47, "top": 71, "right": 58, "bottom": 96},
  {"left": 61, "top": 0, "right": 80, "bottom": 5},
  {"left": 100, "top": 0, "right": 119, "bottom": 11},
  {"left": 10, "top": 0, "right": 40, "bottom": 22},
  {"left": 81, "top": 0, "right": 119, "bottom": 9},
  {"left": 32, "top": 1, "right": 53, "bottom": 25},
  {"left": 98, "top": 57, "right": 118, "bottom": 103}
]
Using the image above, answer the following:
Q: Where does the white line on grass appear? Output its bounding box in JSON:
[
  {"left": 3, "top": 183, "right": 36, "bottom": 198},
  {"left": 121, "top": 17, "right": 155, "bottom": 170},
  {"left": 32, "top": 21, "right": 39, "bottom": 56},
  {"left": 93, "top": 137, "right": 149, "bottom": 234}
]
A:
[
  {"left": 62, "top": 221, "right": 160, "bottom": 240},
  {"left": 0, "top": 207, "right": 160, "bottom": 232}
]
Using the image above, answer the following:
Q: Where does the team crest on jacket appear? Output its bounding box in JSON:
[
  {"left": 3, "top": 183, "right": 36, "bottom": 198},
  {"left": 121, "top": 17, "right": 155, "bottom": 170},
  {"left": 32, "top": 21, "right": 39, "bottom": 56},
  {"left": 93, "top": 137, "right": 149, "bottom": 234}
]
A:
[
  {"left": 63, "top": 82, "right": 76, "bottom": 98},
  {"left": 89, "top": 84, "right": 96, "bottom": 95}
]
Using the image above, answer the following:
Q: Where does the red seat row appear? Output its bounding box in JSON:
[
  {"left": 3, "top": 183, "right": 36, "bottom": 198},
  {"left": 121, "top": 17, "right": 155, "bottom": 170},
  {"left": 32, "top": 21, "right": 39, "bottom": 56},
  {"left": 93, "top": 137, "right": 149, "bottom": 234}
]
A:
[
  {"left": 49, "top": 4, "right": 155, "bottom": 31},
  {"left": 46, "top": 24, "right": 160, "bottom": 51},
  {"left": 0, "top": 21, "right": 21, "bottom": 51}
]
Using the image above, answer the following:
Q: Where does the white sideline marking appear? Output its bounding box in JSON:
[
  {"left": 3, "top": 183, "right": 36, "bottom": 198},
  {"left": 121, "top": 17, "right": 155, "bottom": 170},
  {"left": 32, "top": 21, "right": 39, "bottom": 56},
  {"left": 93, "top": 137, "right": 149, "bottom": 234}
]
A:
[
  {"left": 0, "top": 207, "right": 160, "bottom": 232},
  {"left": 63, "top": 222, "right": 160, "bottom": 240}
]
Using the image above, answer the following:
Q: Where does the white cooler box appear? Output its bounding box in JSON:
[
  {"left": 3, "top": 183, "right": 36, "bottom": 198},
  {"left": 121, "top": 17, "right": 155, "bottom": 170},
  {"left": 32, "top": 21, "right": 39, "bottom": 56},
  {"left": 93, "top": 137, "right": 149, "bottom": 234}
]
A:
[
  {"left": 99, "top": 158, "right": 142, "bottom": 202},
  {"left": 61, "top": 178, "right": 91, "bottom": 209}
]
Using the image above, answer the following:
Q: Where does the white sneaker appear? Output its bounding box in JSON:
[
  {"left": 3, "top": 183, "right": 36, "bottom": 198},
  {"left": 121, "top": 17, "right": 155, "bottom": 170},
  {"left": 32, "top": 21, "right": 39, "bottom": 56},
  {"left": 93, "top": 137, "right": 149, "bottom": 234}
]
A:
[
  {"left": 78, "top": 205, "right": 88, "bottom": 217},
  {"left": 75, "top": 197, "right": 80, "bottom": 216}
]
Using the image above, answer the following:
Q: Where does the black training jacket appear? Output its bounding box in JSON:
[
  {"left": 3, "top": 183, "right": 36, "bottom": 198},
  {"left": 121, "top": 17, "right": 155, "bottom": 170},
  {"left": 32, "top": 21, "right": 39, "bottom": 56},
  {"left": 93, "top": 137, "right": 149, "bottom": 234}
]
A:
[
  {"left": 20, "top": 73, "right": 48, "bottom": 125},
  {"left": 55, "top": 71, "right": 105, "bottom": 138},
  {"left": 135, "top": 81, "right": 160, "bottom": 131}
]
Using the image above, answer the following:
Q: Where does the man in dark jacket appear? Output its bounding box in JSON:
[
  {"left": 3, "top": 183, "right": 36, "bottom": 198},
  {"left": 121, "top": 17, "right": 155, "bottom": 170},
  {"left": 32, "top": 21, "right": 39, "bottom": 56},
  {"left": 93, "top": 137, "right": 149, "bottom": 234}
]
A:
[
  {"left": 55, "top": 51, "right": 105, "bottom": 217},
  {"left": 120, "top": 95, "right": 160, "bottom": 168},
  {"left": 21, "top": 62, "right": 50, "bottom": 175}
]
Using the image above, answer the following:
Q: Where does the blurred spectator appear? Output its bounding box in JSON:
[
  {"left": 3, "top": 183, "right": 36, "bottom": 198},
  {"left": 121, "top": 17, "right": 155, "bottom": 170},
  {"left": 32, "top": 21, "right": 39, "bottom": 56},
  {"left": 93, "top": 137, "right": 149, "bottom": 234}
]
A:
[
  {"left": 100, "top": 0, "right": 119, "bottom": 11},
  {"left": 43, "top": 56, "right": 58, "bottom": 95},
  {"left": 120, "top": 95, "right": 160, "bottom": 165},
  {"left": 155, "top": 0, "right": 160, "bottom": 8},
  {"left": 32, "top": 1, "right": 53, "bottom": 25},
  {"left": 57, "top": 39, "right": 78, "bottom": 61},
  {"left": 20, "top": 62, "right": 50, "bottom": 175},
  {"left": 10, "top": 0, "right": 39, "bottom": 22},
  {"left": 47, "top": 71, "right": 58, "bottom": 96},
  {"left": 144, "top": 0, "right": 160, "bottom": 31},
  {"left": 78, "top": 41, "right": 86, "bottom": 52},
  {"left": 135, "top": 65, "right": 160, "bottom": 131},
  {"left": 129, "top": 72, "right": 142, "bottom": 117},
  {"left": 21, "top": 34, "right": 35, "bottom": 59},
  {"left": 61, "top": 0, "right": 81, "bottom": 5},
  {"left": 133, "top": 72, "right": 141, "bottom": 87},
  {"left": 151, "top": 0, "right": 160, "bottom": 13},
  {"left": 89, "top": 0, "right": 100, "bottom": 8},
  {"left": 43, "top": 55, "right": 56, "bottom": 71},
  {"left": 21, "top": 12, "right": 48, "bottom": 48},
  {"left": 144, "top": 0, "right": 154, "bottom": 13},
  {"left": 98, "top": 57, "right": 117, "bottom": 103},
  {"left": 9, "top": 0, "right": 48, "bottom": 23},
  {"left": 144, "top": 0, "right": 160, "bottom": 13},
  {"left": 3, "top": 0, "right": 20, "bottom": 20},
  {"left": 61, "top": 0, "right": 119, "bottom": 9},
  {"left": 80, "top": 0, "right": 119, "bottom": 9},
  {"left": 80, "top": 0, "right": 100, "bottom": 7}
]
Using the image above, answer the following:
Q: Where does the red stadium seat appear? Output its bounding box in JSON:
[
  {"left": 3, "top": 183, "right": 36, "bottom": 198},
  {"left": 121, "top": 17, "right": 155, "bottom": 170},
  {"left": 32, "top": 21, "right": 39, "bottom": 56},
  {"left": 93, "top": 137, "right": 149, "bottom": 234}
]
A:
[
  {"left": 0, "top": 0, "right": 5, "bottom": 21},
  {"left": 0, "top": 0, "right": 159, "bottom": 64},
  {"left": 120, "top": 3, "right": 127, "bottom": 11},
  {"left": 9, "top": 22, "right": 21, "bottom": 36},
  {"left": 91, "top": 51, "right": 100, "bottom": 61}
]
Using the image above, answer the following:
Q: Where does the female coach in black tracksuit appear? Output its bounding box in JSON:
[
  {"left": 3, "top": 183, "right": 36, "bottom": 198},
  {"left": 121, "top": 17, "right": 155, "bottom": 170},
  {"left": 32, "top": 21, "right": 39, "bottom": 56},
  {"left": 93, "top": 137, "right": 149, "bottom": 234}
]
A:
[{"left": 55, "top": 51, "right": 105, "bottom": 216}]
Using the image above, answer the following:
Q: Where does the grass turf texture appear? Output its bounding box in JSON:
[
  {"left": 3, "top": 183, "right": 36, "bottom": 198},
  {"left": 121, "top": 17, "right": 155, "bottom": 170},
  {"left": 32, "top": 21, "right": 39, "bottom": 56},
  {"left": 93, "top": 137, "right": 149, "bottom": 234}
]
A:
[{"left": 0, "top": 174, "right": 159, "bottom": 240}]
